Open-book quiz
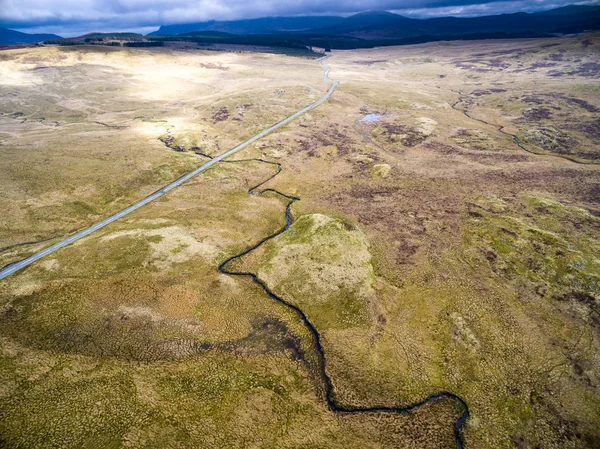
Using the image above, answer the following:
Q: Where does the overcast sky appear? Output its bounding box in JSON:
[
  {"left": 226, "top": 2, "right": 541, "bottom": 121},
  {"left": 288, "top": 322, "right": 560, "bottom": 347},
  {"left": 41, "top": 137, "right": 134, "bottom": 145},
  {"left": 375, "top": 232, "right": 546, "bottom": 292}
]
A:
[{"left": 1, "top": 0, "right": 598, "bottom": 37}]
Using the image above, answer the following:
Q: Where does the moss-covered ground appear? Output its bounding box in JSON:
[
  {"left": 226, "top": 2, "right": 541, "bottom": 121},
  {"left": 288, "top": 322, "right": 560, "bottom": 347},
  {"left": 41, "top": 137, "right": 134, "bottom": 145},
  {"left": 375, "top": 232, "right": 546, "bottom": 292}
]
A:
[{"left": 1, "top": 34, "right": 600, "bottom": 448}]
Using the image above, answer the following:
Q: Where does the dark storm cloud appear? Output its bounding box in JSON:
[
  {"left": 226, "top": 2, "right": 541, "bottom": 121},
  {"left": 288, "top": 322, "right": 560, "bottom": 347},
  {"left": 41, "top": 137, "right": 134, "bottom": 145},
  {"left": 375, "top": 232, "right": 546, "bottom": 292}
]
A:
[{"left": 1, "top": 0, "right": 597, "bottom": 36}]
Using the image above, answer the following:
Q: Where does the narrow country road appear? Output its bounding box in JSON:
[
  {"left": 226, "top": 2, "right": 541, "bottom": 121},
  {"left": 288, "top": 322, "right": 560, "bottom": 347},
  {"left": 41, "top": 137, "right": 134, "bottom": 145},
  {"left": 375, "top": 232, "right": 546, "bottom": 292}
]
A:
[{"left": 0, "top": 57, "right": 338, "bottom": 281}]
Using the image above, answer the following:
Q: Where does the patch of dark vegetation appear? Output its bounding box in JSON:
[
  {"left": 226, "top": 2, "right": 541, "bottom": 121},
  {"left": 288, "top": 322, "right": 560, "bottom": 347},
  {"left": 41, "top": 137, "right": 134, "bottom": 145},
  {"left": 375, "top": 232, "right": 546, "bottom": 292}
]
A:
[
  {"left": 350, "top": 153, "right": 383, "bottom": 173},
  {"left": 43, "top": 39, "right": 85, "bottom": 46},
  {"left": 0, "top": 52, "right": 18, "bottom": 60},
  {"left": 454, "top": 57, "right": 511, "bottom": 72},
  {"left": 547, "top": 70, "right": 566, "bottom": 78},
  {"left": 531, "top": 62, "right": 558, "bottom": 69},
  {"left": 471, "top": 47, "right": 540, "bottom": 59},
  {"left": 198, "top": 62, "right": 229, "bottom": 70},
  {"left": 123, "top": 41, "right": 165, "bottom": 48},
  {"left": 513, "top": 62, "right": 559, "bottom": 73},
  {"left": 294, "top": 123, "right": 359, "bottom": 160},
  {"left": 564, "top": 98, "right": 599, "bottom": 113},
  {"left": 510, "top": 434, "right": 529, "bottom": 449},
  {"left": 521, "top": 127, "right": 578, "bottom": 154},
  {"left": 232, "top": 103, "right": 253, "bottom": 122},
  {"left": 358, "top": 106, "right": 385, "bottom": 117},
  {"left": 328, "top": 181, "right": 463, "bottom": 270},
  {"left": 94, "top": 121, "right": 128, "bottom": 130},
  {"left": 520, "top": 95, "right": 549, "bottom": 105},
  {"left": 218, "top": 318, "right": 306, "bottom": 362},
  {"left": 563, "top": 119, "right": 600, "bottom": 142},
  {"left": 517, "top": 93, "right": 599, "bottom": 113},
  {"left": 555, "top": 290, "right": 598, "bottom": 307},
  {"left": 466, "top": 152, "right": 533, "bottom": 164},
  {"left": 572, "top": 62, "right": 600, "bottom": 77},
  {"left": 158, "top": 134, "right": 213, "bottom": 156},
  {"left": 547, "top": 53, "right": 565, "bottom": 62},
  {"left": 581, "top": 39, "right": 593, "bottom": 48},
  {"left": 2, "top": 293, "right": 307, "bottom": 364},
  {"left": 354, "top": 59, "right": 388, "bottom": 65},
  {"left": 422, "top": 141, "right": 462, "bottom": 155},
  {"left": 479, "top": 167, "right": 600, "bottom": 207},
  {"left": 455, "top": 89, "right": 600, "bottom": 164},
  {"left": 212, "top": 106, "right": 229, "bottom": 122},
  {"left": 453, "top": 45, "right": 570, "bottom": 73},
  {"left": 379, "top": 123, "right": 428, "bottom": 147},
  {"left": 540, "top": 43, "right": 561, "bottom": 49},
  {"left": 529, "top": 391, "right": 597, "bottom": 448},
  {"left": 0, "top": 238, "right": 51, "bottom": 256},
  {"left": 500, "top": 227, "right": 519, "bottom": 238},
  {"left": 471, "top": 88, "right": 507, "bottom": 97},
  {"left": 158, "top": 135, "right": 175, "bottom": 146},
  {"left": 485, "top": 248, "right": 497, "bottom": 263},
  {"left": 451, "top": 129, "right": 497, "bottom": 152},
  {"left": 471, "top": 50, "right": 511, "bottom": 57},
  {"left": 466, "top": 201, "right": 502, "bottom": 215},
  {"left": 2, "top": 299, "right": 205, "bottom": 362},
  {"left": 158, "top": 134, "right": 185, "bottom": 152},
  {"left": 574, "top": 151, "right": 600, "bottom": 161},
  {"left": 520, "top": 107, "right": 553, "bottom": 121},
  {"left": 188, "top": 147, "right": 213, "bottom": 158},
  {"left": 397, "top": 241, "right": 419, "bottom": 264},
  {"left": 550, "top": 63, "right": 600, "bottom": 78}
]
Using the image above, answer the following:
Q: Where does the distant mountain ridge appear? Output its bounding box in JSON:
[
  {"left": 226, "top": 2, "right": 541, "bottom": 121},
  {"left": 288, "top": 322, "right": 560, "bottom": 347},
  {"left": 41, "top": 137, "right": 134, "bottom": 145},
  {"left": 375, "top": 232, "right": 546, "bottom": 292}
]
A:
[
  {"left": 0, "top": 27, "right": 62, "bottom": 45},
  {"left": 148, "top": 5, "right": 600, "bottom": 40},
  {"left": 5, "top": 4, "right": 598, "bottom": 48},
  {"left": 324, "top": 6, "right": 600, "bottom": 40},
  {"left": 149, "top": 16, "right": 344, "bottom": 36}
]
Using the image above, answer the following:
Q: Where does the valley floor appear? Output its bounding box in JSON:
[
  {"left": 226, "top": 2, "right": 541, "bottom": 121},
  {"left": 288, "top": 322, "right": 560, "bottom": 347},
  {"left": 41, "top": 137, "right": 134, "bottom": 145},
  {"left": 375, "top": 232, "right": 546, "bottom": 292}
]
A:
[{"left": 0, "top": 34, "right": 599, "bottom": 448}]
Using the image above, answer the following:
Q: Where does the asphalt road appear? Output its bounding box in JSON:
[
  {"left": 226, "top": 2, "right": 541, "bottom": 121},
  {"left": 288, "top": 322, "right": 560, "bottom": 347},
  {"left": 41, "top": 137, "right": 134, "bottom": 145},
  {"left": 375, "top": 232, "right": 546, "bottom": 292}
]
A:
[{"left": 0, "top": 56, "right": 338, "bottom": 281}]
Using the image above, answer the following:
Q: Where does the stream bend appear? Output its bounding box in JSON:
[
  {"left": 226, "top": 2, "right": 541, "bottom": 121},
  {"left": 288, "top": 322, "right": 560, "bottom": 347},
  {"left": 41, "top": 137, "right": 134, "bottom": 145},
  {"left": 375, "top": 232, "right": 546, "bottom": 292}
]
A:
[{"left": 219, "top": 157, "right": 470, "bottom": 449}]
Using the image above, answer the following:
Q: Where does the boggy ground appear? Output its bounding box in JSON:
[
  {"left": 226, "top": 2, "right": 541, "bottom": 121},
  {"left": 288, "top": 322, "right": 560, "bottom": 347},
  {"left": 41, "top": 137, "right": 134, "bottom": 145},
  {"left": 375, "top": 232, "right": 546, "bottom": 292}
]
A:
[{"left": 1, "top": 34, "right": 599, "bottom": 448}]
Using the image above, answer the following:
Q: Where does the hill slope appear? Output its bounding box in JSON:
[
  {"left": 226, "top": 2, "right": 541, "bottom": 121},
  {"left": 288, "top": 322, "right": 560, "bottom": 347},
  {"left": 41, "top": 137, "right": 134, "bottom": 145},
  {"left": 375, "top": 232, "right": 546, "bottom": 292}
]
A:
[
  {"left": 0, "top": 27, "right": 62, "bottom": 45},
  {"left": 314, "top": 6, "right": 600, "bottom": 39},
  {"left": 149, "top": 16, "right": 343, "bottom": 36}
]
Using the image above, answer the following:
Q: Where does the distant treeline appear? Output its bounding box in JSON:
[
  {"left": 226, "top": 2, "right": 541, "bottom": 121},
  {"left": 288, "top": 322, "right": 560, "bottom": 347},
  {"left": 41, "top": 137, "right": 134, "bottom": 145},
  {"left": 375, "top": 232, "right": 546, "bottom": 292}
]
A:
[
  {"left": 151, "top": 34, "right": 313, "bottom": 50},
  {"left": 43, "top": 39, "right": 164, "bottom": 47},
  {"left": 44, "top": 39, "right": 82, "bottom": 46},
  {"left": 123, "top": 41, "right": 164, "bottom": 47},
  {"left": 84, "top": 33, "right": 144, "bottom": 40}
]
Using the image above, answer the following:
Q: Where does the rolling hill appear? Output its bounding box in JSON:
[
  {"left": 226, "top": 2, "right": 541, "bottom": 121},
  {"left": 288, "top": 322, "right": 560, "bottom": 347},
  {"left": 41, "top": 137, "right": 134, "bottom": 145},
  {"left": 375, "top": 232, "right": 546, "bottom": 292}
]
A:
[
  {"left": 0, "top": 27, "right": 62, "bottom": 45},
  {"left": 321, "top": 7, "right": 600, "bottom": 39},
  {"left": 148, "top": 16, "right": 344, "bottom": 36}
]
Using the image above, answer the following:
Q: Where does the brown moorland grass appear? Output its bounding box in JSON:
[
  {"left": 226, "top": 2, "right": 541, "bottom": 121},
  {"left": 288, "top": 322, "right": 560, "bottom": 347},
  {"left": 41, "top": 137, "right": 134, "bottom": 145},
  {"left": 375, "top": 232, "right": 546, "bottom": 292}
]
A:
[{"left": 1, "top": 34, "right": 599, "bottom": 448}]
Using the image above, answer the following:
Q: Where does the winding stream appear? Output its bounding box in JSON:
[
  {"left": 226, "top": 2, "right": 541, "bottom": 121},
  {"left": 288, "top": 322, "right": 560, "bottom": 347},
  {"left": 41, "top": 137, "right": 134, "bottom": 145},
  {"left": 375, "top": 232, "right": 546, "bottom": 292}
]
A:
[
  {"left": 0, "top": 54, "right": 471, "bottom": 446},
  {"left": 451, "top": 93, "right": 599, "bottom": 165},
  {"left": 218, "top": 157, "right": 470, "bottom": 448}
]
